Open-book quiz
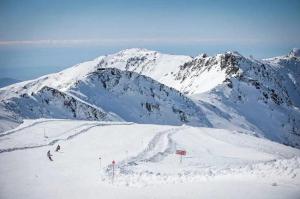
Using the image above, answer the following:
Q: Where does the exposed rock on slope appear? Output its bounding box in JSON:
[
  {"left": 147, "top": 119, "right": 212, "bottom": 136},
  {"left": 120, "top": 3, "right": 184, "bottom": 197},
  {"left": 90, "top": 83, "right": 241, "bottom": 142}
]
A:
[
  {"left": 2, "top": 86, "right": 114, "bottom": 121},
  {"left": 0, "top": 48, "right": 299, "bottom": 148},
  {"left": 68, "top": 68, "right": 210, "bottom": 126},
  {"left": 0, "top": 64, "right": 210, "bottom": 132}
]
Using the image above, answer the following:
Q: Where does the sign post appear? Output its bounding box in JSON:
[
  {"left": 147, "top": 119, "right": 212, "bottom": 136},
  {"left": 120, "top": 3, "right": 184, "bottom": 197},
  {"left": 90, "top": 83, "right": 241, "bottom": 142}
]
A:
[
  {"left": 176, "top": 150, "right": 186, "bottom": 163},
  {"left": 112, "top": 160, "right": 115, "bottom": 184}
]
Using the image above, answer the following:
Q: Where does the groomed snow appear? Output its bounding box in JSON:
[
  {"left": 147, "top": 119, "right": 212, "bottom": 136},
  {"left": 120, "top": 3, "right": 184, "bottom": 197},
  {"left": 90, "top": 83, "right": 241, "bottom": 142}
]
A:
[{"left": 0, "top": 119, "right": 299, "bottom": 199}]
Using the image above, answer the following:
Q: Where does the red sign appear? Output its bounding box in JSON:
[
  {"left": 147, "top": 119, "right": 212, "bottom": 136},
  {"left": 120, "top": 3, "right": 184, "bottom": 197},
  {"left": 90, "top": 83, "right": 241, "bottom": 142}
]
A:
[
  {"left": 112, "top": 160, "right": 115, "bottom": 164},
  {"left": 176, "top": 150, "right": 186, "bottom": 156}
]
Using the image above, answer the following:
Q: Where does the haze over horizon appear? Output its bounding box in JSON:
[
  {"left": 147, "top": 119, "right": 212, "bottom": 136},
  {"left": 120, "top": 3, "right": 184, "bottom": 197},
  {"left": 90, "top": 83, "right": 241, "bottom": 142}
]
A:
[{"left": 1, "top": 0, "right": 300, "bottom": 80}]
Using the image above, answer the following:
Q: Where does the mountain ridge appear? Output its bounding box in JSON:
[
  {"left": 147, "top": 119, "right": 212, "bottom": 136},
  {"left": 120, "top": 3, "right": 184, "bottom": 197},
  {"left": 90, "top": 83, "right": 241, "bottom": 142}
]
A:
[{"left": 0, "top": 48, "right": 299, "bottom": 148}]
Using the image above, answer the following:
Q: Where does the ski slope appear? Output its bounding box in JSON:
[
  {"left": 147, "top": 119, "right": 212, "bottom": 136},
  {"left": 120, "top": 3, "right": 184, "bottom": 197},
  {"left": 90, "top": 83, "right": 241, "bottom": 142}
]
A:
[{"left": 0, "top": 119, "right": 299, "bottom": 199}]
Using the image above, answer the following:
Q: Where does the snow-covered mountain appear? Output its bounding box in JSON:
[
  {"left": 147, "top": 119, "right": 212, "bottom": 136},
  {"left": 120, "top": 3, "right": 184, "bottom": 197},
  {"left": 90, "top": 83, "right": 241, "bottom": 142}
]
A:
[
  {"left": 94, "top": 48, "right": 300, "bottom": 147},
  {"left": 190, "top": 51, "right": 300, "bottom": 147},
  {"left": 264, "top": 48, "right": 300, "bottom": 107},
  {"left": 2, "top": 86, "right": 116, "bottom": 121},
  {"left": 96, "top": 48, "right": 243, "bottom": 95},
  {"left": 95, "top": 48, "right": 192, "bottom": 92},
  {"left": 1, "top": 48, "right": 300, "bottom": 199},
  {"left": 0, "top": 60, "right": 209, "bottom": 132},
  {"left": 67, "top": 68, "right": 209, "bottom": 126},
  {"left": 0, "top": 48, "right": 299, "bottom": 148}
]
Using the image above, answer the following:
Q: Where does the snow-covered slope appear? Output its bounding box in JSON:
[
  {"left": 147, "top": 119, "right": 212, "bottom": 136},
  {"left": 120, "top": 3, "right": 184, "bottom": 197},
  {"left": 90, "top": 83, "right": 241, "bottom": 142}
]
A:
[
  {"left": 0, "top": 120, "right": 299, "bottom": 199},
  {"left": 67, "top": 68, "right": 209, "bottom": 126},
  {"left": 0, "top": 58, "right": 107, "bottom": 132},
  {"left": 96, "top": 48, "right": 192, "bottom": 90},
  {"left": 0, "top": 61, "right": 209, "bottom": 132},
  {"left": 189, "top": 51, "right": 300, "bottom": 147},
  {"left": 0, "top": 57, "right": 103, "bottom": 100},
  {"left": 96, "top": 49, "right": 229, "bottom": 94},
  {"left": 264, "top": 48, "right": 300, "bottom": 107},
  {"left": 1, "top": 86, "right": 116, "bottom": 122},
  {"left": 1, "top": 48, "right": 300, "bottom": 198},
  {"left": 94, "top": 48, "right": 300, "bottom": 147},
  {"left": 95, "top": 49, "right": 249, "bottom": 95}
]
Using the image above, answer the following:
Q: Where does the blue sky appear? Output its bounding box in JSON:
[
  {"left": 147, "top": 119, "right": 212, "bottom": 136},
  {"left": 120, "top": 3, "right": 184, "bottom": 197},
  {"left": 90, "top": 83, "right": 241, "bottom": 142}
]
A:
[{"left": 0, "top": 0, "right": 300, "bottom": 80}]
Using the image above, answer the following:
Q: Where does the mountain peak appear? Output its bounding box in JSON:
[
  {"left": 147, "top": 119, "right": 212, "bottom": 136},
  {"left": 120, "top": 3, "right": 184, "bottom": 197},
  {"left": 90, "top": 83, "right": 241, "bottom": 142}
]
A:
[
  {"left": 225, "top": 50, "right": 243, "bottom": 57},
  {"left": 289, "top": 48, "right": 300, "bottom": 57},
  {"left": 117, "top": 48, "right": 157, "bottom": 56}
]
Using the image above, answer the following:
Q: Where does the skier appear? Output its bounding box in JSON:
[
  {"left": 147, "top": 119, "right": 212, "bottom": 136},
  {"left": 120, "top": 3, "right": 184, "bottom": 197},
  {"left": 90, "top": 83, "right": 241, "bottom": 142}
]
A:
[
  {"left": 47, "top": 150, "right": 53, "bottom": 161},
  {"left": 55, "top": 144, "right": 61, "bottom": 152}
]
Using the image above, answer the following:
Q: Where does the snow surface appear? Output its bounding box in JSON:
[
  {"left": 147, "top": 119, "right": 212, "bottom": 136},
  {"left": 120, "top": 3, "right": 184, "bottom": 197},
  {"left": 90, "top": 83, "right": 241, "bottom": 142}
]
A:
[
  {"left": 0, "top": 66, "right": 209, "bottom": 133},
  {"left": 1, "top": 48, "right": 300, "bottom": 198},
  {"left": 0, "top": 119, "right": 299, "bottom": 199},
  {"left": 97, "top": 49, "right": 230, "bottom": 94},
  {"left": 0, "top": 48, "right": 299, "bottom": 147}
]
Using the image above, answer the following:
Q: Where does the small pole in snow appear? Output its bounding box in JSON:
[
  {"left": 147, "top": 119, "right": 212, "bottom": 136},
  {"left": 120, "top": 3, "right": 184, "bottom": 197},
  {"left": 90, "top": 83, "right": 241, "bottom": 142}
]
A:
[
  {"left": 44, "top": 128, "right": 48, "bottom": 139},
  {"left": 99, "top": 157, "right": 102, "bottom": 170},
  {"left": 112, "top": 160, "right": 115, "bottom": 184}
]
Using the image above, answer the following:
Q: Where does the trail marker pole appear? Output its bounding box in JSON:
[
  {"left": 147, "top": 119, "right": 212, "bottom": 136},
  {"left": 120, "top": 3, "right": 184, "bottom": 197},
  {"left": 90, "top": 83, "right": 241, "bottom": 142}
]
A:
[
  {"left": 112, "top": 160, "right": 115, "bottom": 184},
  {"left": 43, "top": 128, "right": 49, "bottom": 139}
]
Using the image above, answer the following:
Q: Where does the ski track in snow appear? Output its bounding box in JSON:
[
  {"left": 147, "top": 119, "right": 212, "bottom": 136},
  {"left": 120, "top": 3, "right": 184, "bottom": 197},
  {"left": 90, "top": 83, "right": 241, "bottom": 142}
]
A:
[
  {"left": 107, "top": 127, "right": 184, "bottom": 173},
  {"left": 0, "top": 121, "right": 133, "bottom": 154},
  {"left": 0, "top": 119, "right": 75, "bottom": 137},
  {"left": 0, "top": 119, "right": 299, "bottom": 190},
  {"left": 1, "top": 120, "right": 299, "bottom": 187},
  {"left": 101, "top": 126, "right": 300, "bottom": 187}
]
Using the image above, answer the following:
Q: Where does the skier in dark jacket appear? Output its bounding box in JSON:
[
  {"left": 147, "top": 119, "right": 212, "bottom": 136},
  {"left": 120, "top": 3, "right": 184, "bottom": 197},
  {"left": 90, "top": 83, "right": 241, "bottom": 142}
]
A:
[
  {"left": 55, "top": 144, "right": 61, "bottom": 152},
  {"left": 47, "top": 150, "right": 53, "bottom": 161}
]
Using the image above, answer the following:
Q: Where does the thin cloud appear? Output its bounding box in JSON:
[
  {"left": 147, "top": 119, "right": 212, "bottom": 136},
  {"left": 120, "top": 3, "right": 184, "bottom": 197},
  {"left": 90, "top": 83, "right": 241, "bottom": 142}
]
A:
[{"left": 0, "top": 38, "right": 266, "bottom": 46}]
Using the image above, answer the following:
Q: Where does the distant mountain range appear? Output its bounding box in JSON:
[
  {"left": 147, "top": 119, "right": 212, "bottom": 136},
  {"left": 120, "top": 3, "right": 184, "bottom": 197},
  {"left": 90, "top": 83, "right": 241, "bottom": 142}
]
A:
[{"left": 0, "top": 48, "right": 299, "bottom": 148}]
